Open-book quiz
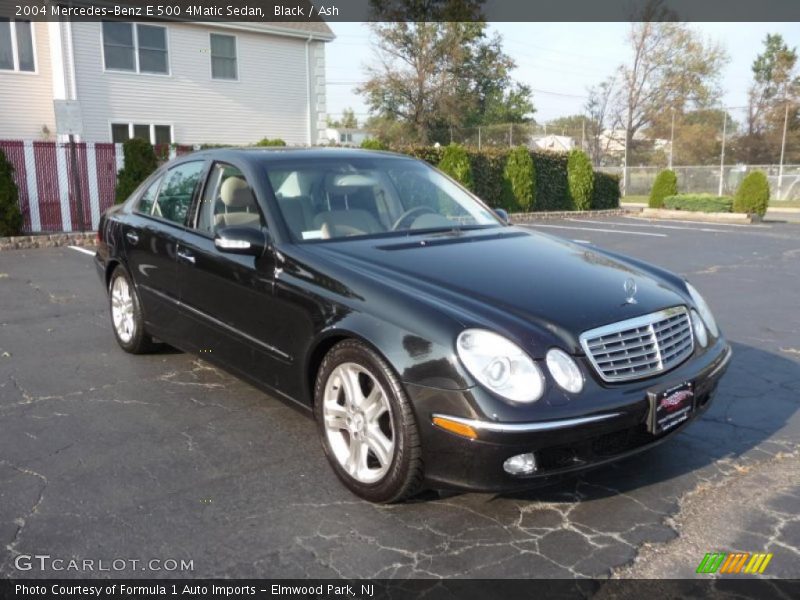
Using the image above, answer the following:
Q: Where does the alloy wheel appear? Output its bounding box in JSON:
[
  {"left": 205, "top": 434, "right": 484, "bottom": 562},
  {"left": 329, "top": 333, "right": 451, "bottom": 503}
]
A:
[
  {"left": 322, "top": 362, "right": 395, "bottom": 484},
  {"left": 111, "top": 275, "right": 135, "bottom": 344}
]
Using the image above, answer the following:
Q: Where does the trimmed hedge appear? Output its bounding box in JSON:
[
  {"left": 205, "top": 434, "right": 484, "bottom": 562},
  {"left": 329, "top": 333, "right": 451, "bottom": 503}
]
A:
[
  {"left": 591, "top": 172, "right": 621, "bottom": 210},
  {"left": 392, "top": 145, "right": 572, "bottom": 211},
  {"left": 649, "top": 169, "right": 678, "bottom": 208},
  {"left": 255, "top": 138, "right": 286, "bottom": 146},
  {"left": 567, "top": 150, "right": 594, "bottom": 210},
  {"left": 663, "top": 194, "right": 733, "bottom": 213},
  {"left": 0, "top": 148, "right": 23, "bottom": 236},
  {"left": 503, "top": 145, "right": 535, "bottom": 211},
  {"left": 733, "top": 171, "right": 770, "bottom": 216},
  {"left": 438, "top": 144, "right": 473, "bottom": 189},
  {"left": 360, "top": 138, "right": 388, "bottom": 150},
  {"left": 115, "top": 139, "right": 158, "bottom": 204}
]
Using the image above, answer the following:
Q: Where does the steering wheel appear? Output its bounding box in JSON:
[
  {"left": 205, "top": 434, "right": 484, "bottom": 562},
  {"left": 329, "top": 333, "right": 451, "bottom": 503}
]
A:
[{"left": 391, "top": 206, "right": 436, "bottom": 231}]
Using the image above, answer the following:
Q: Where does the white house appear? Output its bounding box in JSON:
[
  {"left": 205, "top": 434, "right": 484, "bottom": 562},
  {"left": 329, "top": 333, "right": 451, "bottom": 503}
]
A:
[
  {"left": 531, "top": 134, "right": 575, "bottom": 152},
  {"left": 325, "top": 127, "right": 373, "bottom": 147},
  {"left": 0, "top": 18, "right": 333, "bottom": 145}
]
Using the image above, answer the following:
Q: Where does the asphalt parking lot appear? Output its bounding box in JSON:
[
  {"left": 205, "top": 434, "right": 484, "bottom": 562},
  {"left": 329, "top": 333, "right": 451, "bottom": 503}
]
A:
[{"left": 1, "top": 214, "right": 799, "bottom": 579}]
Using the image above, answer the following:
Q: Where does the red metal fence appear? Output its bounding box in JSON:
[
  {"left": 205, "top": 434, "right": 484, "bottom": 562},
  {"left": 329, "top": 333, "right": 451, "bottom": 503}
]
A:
[{"left": 0, "top": 140, "right": 123, "bottom": 233}]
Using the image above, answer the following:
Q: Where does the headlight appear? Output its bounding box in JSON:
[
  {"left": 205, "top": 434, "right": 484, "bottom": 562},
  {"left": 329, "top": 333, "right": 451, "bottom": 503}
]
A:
[
  {"left": 690, "top": 309, "right": 708, "bottom": 348},
  {"left": 456, "top": 329, "right": 544, "bottom": 403},
  {"left": 545, "top": 348, "right": 584, "bottom": 393},
  {"left": 686, "top": 282, "right": 719, "bottom": 338}
]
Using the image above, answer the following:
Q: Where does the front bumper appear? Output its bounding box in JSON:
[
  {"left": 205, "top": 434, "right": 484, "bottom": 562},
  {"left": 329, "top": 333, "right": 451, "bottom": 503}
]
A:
[{"left": 407, "top": 340, "right": 732, "bottom": 492}]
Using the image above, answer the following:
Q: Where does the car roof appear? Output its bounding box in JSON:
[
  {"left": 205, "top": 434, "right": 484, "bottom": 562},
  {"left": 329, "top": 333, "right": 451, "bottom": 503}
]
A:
[{"left": 177, "top": 146, "right": 415, "bottom": 166}]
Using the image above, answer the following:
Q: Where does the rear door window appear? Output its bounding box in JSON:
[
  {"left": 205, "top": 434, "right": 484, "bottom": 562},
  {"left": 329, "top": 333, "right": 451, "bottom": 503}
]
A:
[
  {"left": 153, "top": 161, "right": 205, "bottom": 225},
  {"left": 135, "top": 174, "right": 164, "bottom": 215}
]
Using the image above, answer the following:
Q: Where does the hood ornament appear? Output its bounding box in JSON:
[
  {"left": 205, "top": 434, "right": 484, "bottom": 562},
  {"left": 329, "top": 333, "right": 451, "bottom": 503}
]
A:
[{"left": 623, "top": 278, "right": 638, "bottom": 305}]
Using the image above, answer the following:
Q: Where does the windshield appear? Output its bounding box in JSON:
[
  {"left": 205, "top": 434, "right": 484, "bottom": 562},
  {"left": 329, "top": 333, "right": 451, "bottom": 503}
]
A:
[{"left": 265, "top": 157, "right": 501, "bottom": 242}]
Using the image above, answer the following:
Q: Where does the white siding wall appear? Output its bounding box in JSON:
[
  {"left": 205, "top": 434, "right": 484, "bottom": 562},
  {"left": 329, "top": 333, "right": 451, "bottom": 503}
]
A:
[
  {"left": 70, "top": 21, "right": 322, "bottom": 145},
  {"left": 0, "top": 23, "right": 56, "bottom": 140},
  {"left": 309, "top": 40, "right": 327, "bottom": 145}
]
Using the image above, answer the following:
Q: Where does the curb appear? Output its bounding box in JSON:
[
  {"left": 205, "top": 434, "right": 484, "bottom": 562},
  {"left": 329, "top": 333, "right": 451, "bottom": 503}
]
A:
[
  {"left": 0, "top": 232, "right": 98, "bottom": 251},
  {"left": 511, "top": 207, "right": 641, "bottom": 222},
  {"left": 640, "top": 208, "right": 761, "bottom": 224}
]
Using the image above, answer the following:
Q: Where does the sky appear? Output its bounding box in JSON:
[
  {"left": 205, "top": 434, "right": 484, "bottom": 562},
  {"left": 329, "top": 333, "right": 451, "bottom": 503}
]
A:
[{"left": 324, "top": 22, "right": 800, "bottom": 126}]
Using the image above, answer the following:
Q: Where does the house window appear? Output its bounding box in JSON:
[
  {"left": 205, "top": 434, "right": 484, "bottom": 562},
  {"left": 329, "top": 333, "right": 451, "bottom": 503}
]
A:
[
  {"left": 102, "top": 22, "right": 168, "bottom": 74},
  {"left": 0, "top": 19, "right": 35, "bottom": 72},
  {"left": 210, "top": 33, "right": 237, "bottom": 80},
  {"left": 339, "top": 133, "right": 352, "bottom": 143},
  {"left": 111, "top": 123, "right": 173, "bottom": 145}
]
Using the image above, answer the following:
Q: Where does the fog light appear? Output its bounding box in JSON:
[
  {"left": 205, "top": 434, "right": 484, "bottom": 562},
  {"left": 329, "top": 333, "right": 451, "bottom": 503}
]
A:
[{"left": 503, "top": 453, "right": 537, "bottom": 475}]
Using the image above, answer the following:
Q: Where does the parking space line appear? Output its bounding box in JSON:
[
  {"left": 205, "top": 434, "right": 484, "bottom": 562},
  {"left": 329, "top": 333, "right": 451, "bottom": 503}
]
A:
[
  {"left": 523, "top": 224, "right": 668, "bottom": 237},
  {"left": 68, "top": 246, "right": 95, "bottom": 257},
  {"left": 565, "top": 218, "right": 729, "bottom": 233},
  {"left": 623, "top": 215, "right": 771, "bottom": 228}
]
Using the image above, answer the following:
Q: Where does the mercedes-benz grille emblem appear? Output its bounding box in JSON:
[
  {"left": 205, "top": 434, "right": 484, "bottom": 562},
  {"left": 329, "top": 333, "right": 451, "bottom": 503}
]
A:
[{"left": 624, "top": 278, "right": 638, "bottom": 305}]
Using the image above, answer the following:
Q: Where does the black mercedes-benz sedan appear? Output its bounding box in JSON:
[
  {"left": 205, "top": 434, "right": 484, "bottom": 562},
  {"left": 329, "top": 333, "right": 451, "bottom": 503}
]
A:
[{"left": 95, "top": 148, "right": 731, "bottom": 502}]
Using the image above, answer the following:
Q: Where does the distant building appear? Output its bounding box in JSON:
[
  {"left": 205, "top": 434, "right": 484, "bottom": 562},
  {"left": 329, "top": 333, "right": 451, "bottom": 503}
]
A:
[
  {"left": 530, "top": 134, "right": 575, "bottom": 152},
  {"left": 325, "top": 127, "right": 373, "bottom": 147}
]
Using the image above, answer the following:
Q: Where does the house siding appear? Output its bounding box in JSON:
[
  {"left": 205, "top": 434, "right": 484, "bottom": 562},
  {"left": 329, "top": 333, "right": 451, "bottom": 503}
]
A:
[
  {"left": 69, "top": 21, "right": 321, "bottom": 145},
  {"left": 0, "top": 22, "right": 56, "bottom": 140}
]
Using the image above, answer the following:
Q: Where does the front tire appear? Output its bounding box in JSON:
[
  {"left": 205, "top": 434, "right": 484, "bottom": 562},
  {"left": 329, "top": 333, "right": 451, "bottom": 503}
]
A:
[
  {"left": 314, "top": 339, "right": 424, "bottom": 503},
  {"left": 108, "top": 265, "right": 158, "bottom": 354}
]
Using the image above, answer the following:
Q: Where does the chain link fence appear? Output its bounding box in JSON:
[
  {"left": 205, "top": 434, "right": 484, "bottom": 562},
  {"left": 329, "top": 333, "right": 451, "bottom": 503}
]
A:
[{"left": 402, "top": 103, "right": 799, "bottom": 200}]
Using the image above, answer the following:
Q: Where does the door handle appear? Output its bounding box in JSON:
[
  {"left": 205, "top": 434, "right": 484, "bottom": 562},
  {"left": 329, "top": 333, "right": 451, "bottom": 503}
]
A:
[
  {"left": 125, "top": 231, "right": 139, "bottom": 245},
  {"left": 177, "top": 249, "right": 196, "bottom": 264}
]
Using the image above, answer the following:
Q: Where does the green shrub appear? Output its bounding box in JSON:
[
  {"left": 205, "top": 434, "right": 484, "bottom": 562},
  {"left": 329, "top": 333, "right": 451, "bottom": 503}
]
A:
[
  {"left": 379, "top": 145, "right": 572, "bottom": 211},
  {"left": 663, "top": 194, "right": 733, "bottom": 213},
  {"left": 0, "top": 149, "right": 23, "bottom": 236},
  {"left": 502, "top": 145, "right": 535, "bottom": 212},
  {"left": 733, "top": 171, "right": 770, "bottom": 216},
  {"left": 467, "top": 147, "right": 508, "bottom": 207},
  {"left": 649, "top": 169, "right": 678, "bottom": 208},
  {"left": 566, "top": 149, "right": 594, "bottom": 210},
  {"left": 438, "top": 143, "right": 473, "bottom": 189},
  {"left": 254, "top": 138, "right": 287, "bottom": 147},
  {"left": 115, "top": 139, "right": 158, "bottom": 204},
  {"left": 360, "top": 138, "right": 388, "bottom": 151},
  {"left": 591, "top": 172, "right": 621, "bottom": 210}
]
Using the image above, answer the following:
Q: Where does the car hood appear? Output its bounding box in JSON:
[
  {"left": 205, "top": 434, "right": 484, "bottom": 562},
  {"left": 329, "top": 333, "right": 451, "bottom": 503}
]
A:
[{"left": 307, "top": 227, "right": 689, "bottom": 354}]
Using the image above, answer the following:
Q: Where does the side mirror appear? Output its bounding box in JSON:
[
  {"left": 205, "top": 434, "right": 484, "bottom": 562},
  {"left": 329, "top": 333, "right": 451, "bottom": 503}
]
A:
[
  {"left": 214, "top": 226, "right": 270, "bottom": 256},
  {"left": 494, "top": 208, "right": 511, "bottom": 224}
]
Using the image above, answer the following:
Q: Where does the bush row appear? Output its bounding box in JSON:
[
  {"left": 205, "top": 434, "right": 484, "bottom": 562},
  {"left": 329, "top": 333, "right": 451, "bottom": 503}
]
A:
[
  {"left": 649, "top": 168, "right": 770, "bottom": 216},
  {"left": 663, "top": 194, "right": 733, "bottom": 213},
  {"left": 388, "top": 144, "right": 618, "bottom": 213}
]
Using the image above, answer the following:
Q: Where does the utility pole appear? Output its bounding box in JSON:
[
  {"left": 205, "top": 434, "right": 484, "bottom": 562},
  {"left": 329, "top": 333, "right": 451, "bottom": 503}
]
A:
[
  {"left": 622, "top": 127, "right": 629, "bottom": 197},
  {"left": 668, "top": 109, "right": 675, "bottom": 169},
  {"left": 509, "top": 123, "right": 513, "bottom": 146},
  {"left": 478, "top": 126, "right": 481, "bottom": 150},
  {"left": 778, "top": 100, "right": 789, "bottom": 201},
  {"left": 718, "top": 111, "right": 727, "bottom": 197},
  {"left": 581, "top": 117, "right": 586, "bottom": 151}
]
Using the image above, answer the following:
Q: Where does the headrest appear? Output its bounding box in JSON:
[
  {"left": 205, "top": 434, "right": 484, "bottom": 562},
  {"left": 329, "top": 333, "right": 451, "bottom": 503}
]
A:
[{"left": 220, "top": 177, "right": 255, "bottom": 208}]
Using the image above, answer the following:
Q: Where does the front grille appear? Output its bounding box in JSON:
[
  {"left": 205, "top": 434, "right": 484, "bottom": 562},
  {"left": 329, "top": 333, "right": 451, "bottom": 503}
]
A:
[{"left": 580, "top": 306, "right": 694, "bottom": 382}]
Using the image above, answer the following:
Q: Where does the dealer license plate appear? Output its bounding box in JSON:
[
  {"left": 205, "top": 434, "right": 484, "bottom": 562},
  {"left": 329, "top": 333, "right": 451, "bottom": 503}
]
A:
[{"left": 648, "top": 381, "right": 694, "bottom": 435}]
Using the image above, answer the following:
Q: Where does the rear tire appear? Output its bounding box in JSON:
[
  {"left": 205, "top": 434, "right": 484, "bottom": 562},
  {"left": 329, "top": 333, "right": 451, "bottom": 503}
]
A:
[
  {"left": 314, "top": 339, "right": 424, "bottom": 503},
  {"left": 108, "top": 265, "right": 158, "bottom": 354}
]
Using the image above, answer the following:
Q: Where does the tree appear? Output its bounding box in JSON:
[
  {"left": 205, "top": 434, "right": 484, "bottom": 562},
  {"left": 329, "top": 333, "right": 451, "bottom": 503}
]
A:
[
  {"left": 0, "top": 149, "right": 23, "bottom": 237},
  {"left": 327, "top": 108, "right": 359, "bottom": 129},
  {"left": 585, "top": 77, "right": 617, "bottom": 165},
  {"left": 738, "top": 34, "right": 800, "bottom": 163},
  {"left": 115, "top": 139, "right": 158, "bottom": 204},
  {"left": 358, "top": 1, "right": 532, "bottom": 142},
  {"left": 611, "top": 2, "right": 728, "bottom": 175}
]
